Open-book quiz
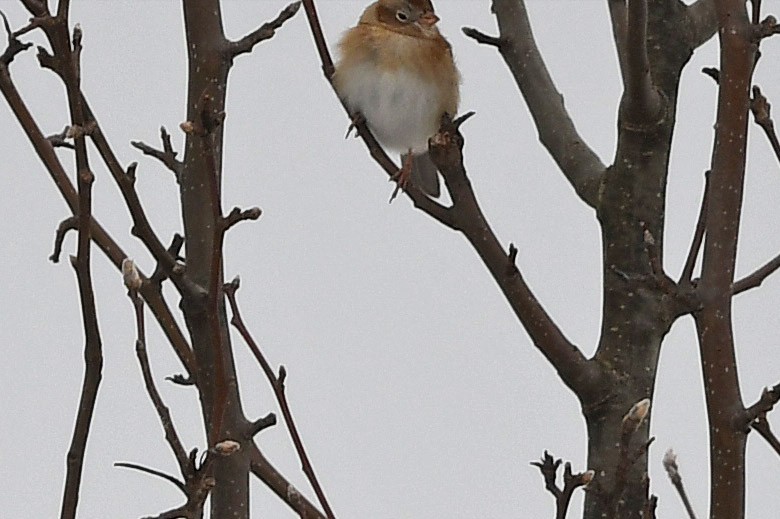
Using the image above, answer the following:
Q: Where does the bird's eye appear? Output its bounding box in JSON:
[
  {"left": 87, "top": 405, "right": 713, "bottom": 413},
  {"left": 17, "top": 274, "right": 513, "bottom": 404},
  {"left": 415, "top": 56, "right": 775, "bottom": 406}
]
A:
[{"left": 395, "top": 10, "right": 409, "bottom": 22}]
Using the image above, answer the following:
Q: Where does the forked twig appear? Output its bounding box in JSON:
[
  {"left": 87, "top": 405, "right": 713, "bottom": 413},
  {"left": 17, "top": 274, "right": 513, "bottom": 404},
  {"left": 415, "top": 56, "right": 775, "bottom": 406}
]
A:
[
  {"left": 530, "top": 451, "right": 594, "bottom": 519},
  {"left": 224, "top": 277, "right": 336, "bottom": 519}
]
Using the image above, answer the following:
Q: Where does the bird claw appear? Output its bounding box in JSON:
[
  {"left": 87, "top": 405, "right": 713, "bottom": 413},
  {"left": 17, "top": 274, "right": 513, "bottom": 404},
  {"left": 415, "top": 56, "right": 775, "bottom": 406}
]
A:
[
  {"left": 387, "top": 154, "right": 414, "bottom": 203},
  {"left": 345, "top": 112, "right": 366, "bottom": 139}
]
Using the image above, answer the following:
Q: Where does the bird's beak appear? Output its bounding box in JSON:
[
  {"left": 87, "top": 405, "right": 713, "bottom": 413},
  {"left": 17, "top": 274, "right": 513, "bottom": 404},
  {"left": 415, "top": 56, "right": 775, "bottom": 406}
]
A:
[{"left": 419, "top": 11, "right": 439, "bottom": 27}]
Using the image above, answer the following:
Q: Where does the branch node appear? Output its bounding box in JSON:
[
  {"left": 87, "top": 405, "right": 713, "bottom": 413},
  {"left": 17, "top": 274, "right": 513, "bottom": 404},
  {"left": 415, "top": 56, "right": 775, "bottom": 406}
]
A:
[
  {"left": 46, "top": 125, "right": 75, "bottom": 149},
  {"left": 49, "top": 215, "right": 78, "bottom": 262},
  {"left": 506, "top": 243, "right": 518, "bottom": 275},
  {"left": 223, "top": 206, "right": 263, "bottom": 231},
  {"left": 701, "top": 67, "right": 720, "bottom": 84},
  {"left": 246, "top": 412, "right": 278, "bottom": 438},
  {"left": 461, "top": 27, "right": 503, "bottom": 48}
]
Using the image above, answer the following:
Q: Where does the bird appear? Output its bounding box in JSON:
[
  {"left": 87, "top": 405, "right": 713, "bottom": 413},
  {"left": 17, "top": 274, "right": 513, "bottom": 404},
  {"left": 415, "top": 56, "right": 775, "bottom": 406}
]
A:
[{"left": 333, "top": 0, "right": 460, "bottom": 197}]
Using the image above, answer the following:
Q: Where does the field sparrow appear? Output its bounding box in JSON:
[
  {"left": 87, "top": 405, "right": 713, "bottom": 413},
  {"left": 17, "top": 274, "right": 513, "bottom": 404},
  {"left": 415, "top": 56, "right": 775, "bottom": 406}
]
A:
[{"left": 334, "top": 0, "right": 460, "bottom": 197}]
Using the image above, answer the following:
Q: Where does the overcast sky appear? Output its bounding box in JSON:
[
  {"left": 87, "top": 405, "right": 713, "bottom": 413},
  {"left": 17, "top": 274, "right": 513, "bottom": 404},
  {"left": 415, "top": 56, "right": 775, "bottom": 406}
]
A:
[{"left": 2, "top": 1, "right": 780, "bottom": 517}]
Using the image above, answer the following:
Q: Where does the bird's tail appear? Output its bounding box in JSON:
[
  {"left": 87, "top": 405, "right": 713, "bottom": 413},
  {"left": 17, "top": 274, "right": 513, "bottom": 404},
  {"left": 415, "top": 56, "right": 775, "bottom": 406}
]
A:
[{"left": 402, "top": 151, "right": 440, "bottom": 198}]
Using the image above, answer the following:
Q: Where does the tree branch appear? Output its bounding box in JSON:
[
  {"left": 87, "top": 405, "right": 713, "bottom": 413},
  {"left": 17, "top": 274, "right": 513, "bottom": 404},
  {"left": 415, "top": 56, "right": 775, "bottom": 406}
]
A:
[
  {"left": 679, "top": 171, "right": 710, "bottom": 285},
  {"left": 662, "top": 449, "right": 698, "bottom": 519},
  {"left": 224, "top": 278, "right": 336, "bottom": 519},
  {"left": 463, "top": 0, "right": 606, "bottom": 208},
  {"left": 58, "top": 19, "right": 104, "bottom": 519},
  {"left": 607, "top": 0, "right": 628, "bottom": 81},
  {"left": 749, "top": 85, "right": 780, "bottom": 168},
  {"left": 227, "top": 1, "right": 301, "bottom": 58},
  {"left": 127, "top": 285, "right": 193, "bottom": 481},
  {"left": 131, "top": 126, "right": 182, "bottom": 180},
  {"left": 248, "top": 445, "right": 327, "bottom": 519},
  {"left": 85, "top": 101, "right": 205, "bottom": 301},
  {"left": 732, "top": 251, "right": 780, "bottom": 294},
  {"left": 531, "top": 451, "right": 594, "bottom": 519},
  {"left": 428, "top": 114, "right": 597, "bottom": 394},
  {"left": 745, "top": 383, "right": 780, "bottom": 424},
  {"left": 0, "top": 13, "right": 196, "bottom": 381},
  {"left": 752, "top": 416, "right": 780, "bottom": 458},
  {"left": 622, "top": 0, "right": 663, "bottom": 125},
  {"left": 114, "top": 462, "right": 186, "bottom": 495},
  {"left": 687, "top": 0, "right": 719, "bottom": 49}
]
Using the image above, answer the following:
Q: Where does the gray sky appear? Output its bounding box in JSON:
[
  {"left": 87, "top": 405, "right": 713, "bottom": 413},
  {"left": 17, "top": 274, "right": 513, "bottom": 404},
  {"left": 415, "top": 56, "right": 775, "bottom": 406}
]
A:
[{"left": 2, "top": 1, "right": 780, "bottom": 517}]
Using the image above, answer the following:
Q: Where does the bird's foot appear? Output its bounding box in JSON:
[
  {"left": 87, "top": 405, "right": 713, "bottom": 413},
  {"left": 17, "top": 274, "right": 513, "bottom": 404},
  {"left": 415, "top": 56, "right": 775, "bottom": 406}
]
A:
[
  {"left": 345, "top": 112, "right": 366, "bottom": 139},
  {"left": 388, "top": 153, "right": 414, "bottom": 203}
]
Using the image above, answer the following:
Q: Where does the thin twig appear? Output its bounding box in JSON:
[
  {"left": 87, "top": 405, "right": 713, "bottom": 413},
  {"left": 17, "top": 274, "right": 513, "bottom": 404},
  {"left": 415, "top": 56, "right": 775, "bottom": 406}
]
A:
[
  {"left": 461, "top": 27, "right": 502, "bottom": 48},
  {"left": 227, "top": 1, "right": 301, "bottom": 58},
  {"left": 0, "top": 11, "right": 195, "bottom": 379},
  {"left": 749, "top": 86, "right": 780, "bottom": 168},
  {"left": 128, "top": 290, "right": 193, "bottom": 480},
  {"left": 246, "top": 412, "right": 277, "bottom": 439},
  {"left": 57, "top": 15, "right": 104, "bottom": 519},
  {"left": 752, "top": 416, "right": 780, "bottom": 458},
  {"left": 732, "top": 252, "right": 780, "bottom": 294},
  {"left": 222, "top": 206, "right": 262, "bottom": 231},
  {"left": 114, "top": 462, "right": 186, "bottom": 494},
  {"left": 131, "top": 126, "right": 183, "bottom": 180},
  {"left": 530, "top": 451, "right": 593, "bottom": 519},
  {"left": 679, "top": 171, "right": 711, "bottom": 285},
  {"left": 224, "top": 278, "right": 336, "bottom": 519},
  {"left": 46, "top": 125, "right": 75, "bottom": 149},
  {"left": 49, "top": 215, "right": 78, "bottom": 262},
  {"left": 662, "top": 449, "right": 698, "bottom": 519}
]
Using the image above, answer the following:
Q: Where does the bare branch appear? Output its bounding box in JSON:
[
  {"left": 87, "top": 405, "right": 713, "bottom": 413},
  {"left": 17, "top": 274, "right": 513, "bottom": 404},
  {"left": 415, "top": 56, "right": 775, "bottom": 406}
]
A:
[
  {"left": 114, "top": 462, "right": 186, "bottom": 494},
  {"left": 228, "top": 1, "right": 301, "bottom": 58},
  {"left": 751, "top": 0, "right": 762, "bottom": 25},
  {"left": 128, "top": 292, "right": 193, "bottom": 480},
  {"left": 662, "top": 449, "right": 698, "bottom": 519},
  {"left": 427, "top": 113, "right": 596, "bottom": 395},
  {"left": 752, "top": 416, "right": 780, "bottom": 458},
  {"left": 0, "top": 11, "right": 196, "bottom": 383},
  {"left": 19, "top": 0, "right": 48, "bottom": 17},
  {"left": 301, "top": 0, "right": 335, "bottom": 78},
  {"left": 531, "top": 451, "right": 594, "bottom": 519},
  {"left": 49, "top": 215, "right": 78, "bottom": 262},
  {"left": 754, "top": 15, "right": 780, "bottom": 40},
  {"left": 687, "top": 0, "right": 719, "bottom": 49},
  {"left": 150, "top": 233, "right": 185, "bottom": 286},
  {"left": 222, "top": 206, "right": 262, "bottom": 231},
  {"left": 131, "top": 126, "right": 182, "bottom": 180},
  {"left": 680, "top": 171, "right": 710, "bottom": 285},
  {"left": 246, "top": 413, "right": 277, "bottom": 439},
  {"left": 46, "top": 125, "right": 75, "bottom": 149},
  {"left": 732, "top": 252, "right": 780, "bottom": 294},
  {"left": 224, "top": 279, "right": 336, "bottom": 519},
  {"left": 745, "top": 383, "right": 780, "bottom": 424},
  {"left": 460, "top": 27, "right": 501, "bottom": 48},
  {"left": 607, "top": 0, "right": 628, "bottom": 80},
  {"left": 749, "top": 86, "right": 780, "bottom": 168},
  {"left": 464, "top": 0, "right": 606, "bottom": 208},
  {"left": 248, "top": 445, "right": 327, "bottom": 519},
  {"left": 622, "top": 0, "right": 663, "bottom": 125},
  {"left": 58, "top": 18, "right": 104, "bottom": 519},
  {"left": 0, "top": 10, "right": 33, "bottom": 65}
]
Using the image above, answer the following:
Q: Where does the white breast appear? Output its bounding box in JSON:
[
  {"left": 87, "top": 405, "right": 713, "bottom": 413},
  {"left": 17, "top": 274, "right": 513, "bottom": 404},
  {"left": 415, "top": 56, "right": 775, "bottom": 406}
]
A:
[{"left": 337, "top": 61, "right": 442, "bottom": 154}]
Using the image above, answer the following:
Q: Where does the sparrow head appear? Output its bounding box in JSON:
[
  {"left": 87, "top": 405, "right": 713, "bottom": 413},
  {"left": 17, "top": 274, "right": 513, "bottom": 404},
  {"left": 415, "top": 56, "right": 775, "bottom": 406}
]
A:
[{"left": 364, "top": 0, "right": 441, "bottom": 38}]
